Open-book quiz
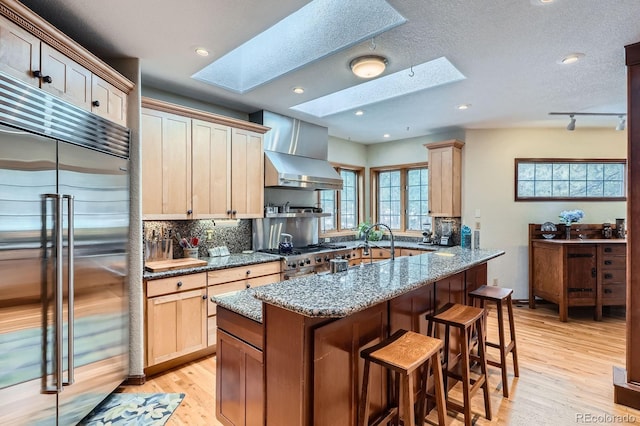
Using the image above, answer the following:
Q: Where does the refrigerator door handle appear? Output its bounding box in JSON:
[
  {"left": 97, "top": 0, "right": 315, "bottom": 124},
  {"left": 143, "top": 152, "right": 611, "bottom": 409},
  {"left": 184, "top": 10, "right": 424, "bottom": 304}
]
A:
[
  {"left": 63, "top": 195, "right": 75, "bottom": 385},
  {"left": 43, "top": 193, "right": 64, "bottom": 394}
]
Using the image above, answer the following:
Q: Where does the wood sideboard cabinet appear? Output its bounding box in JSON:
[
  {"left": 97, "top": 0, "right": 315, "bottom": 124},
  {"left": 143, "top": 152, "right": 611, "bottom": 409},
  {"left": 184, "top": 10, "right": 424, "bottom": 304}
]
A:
[{"left": 528, "top": 223, "right": 626, "bottom": 321}]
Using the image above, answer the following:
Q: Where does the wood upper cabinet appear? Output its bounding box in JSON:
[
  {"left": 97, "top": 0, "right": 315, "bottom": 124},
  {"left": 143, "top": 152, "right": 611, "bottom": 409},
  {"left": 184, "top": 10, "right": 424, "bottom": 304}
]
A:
[
  {"left": 141, "top": 108, "right": 192, "bottom": 219},
  {"left": 230, "top": 128, "right": 264, "bottom": 218},
  {"left": 91, "top": 74, "right": 127, "bottom": 126},
  {"left": 0, "top": 14, "right": 132, "bottom": 125},
  {"left": 0, "top": 15, "right": 40, "bottom": 85},
  {"left": 192, "top": 119, "right": 232, "bottom": 218},
  {"left": 141, "top": 98, "right": 268, "bottom": 220},
  {"left": 40, "top": 43, "right": 92, "bottom": 110},
  {"left": 425, "top": 139, "right": 464, "bottom": 217},
  {"left": 145, "top": 272, "right": 208, "bottom": 367}
]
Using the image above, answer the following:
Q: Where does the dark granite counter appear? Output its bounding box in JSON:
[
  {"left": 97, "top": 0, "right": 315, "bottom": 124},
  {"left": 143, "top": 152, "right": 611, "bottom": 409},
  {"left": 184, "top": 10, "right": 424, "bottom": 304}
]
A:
[
  {"left": 213, "top": 246, "right": 504, "bottom": 321},
  {"left": 143, "top": 252, "right": 282, "bottom": 280}
]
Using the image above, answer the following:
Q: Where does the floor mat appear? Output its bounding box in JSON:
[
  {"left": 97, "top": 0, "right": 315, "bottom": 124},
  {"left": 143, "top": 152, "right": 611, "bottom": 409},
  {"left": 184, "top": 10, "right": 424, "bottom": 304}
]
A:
[{"left": 77, "top": 393, "right": 185, "bottom": 426}]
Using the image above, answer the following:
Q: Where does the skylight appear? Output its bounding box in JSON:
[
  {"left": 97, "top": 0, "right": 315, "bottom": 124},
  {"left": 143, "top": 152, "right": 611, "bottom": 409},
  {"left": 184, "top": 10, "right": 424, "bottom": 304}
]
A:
[
  {"left": 290, "top": 57, "right": 466, "bottom": 117},
  {"left": 191, "top": 0, "right": 406, "bottom": 93}
]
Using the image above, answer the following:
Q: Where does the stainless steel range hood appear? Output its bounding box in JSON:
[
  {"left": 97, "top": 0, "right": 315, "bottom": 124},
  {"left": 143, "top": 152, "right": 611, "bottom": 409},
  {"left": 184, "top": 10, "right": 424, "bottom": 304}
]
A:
[{"left": 250, "top": 111, "right": 343, "bottom": 191}]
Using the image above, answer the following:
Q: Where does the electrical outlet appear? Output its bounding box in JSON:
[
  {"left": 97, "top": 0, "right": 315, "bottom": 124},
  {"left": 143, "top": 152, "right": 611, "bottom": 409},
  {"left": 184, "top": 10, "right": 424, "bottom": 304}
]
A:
[
  {"left": 492, "top": 278, "right": 498, "bottom": 286},
  {"left": 206, "top": 229, "right": 214, "bottom": 242},
  {"left": 324, "top": 237, "right": 331, "bottom": 243}
]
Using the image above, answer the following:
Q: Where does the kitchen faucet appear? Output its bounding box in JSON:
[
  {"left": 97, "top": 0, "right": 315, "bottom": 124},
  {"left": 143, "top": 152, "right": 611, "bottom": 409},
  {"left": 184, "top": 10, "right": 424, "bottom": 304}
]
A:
[{"left": 363, "top": 223, "right": 395, "bottom": 260}]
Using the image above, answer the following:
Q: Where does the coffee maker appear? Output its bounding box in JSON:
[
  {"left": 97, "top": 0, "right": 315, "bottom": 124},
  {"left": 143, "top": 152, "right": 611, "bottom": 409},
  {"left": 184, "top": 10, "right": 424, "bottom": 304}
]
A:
[
  {"left": 439, "top": 220, "right": 454, "bottom": 246},
  {"left": 421, "top": 223, "right": 432, "bottom": 244}
]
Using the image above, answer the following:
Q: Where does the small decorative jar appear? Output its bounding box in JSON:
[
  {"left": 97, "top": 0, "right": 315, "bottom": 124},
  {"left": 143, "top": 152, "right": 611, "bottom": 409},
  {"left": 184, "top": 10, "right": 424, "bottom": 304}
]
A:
[{"left": 602, "top": 223, "right": 613, "bottom": 239}]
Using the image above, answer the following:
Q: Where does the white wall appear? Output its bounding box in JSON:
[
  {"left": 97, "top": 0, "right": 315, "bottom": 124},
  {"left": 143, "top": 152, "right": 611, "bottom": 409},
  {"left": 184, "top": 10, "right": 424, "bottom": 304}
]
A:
[{"left": 462, "top": 128, "right": 627, "bottom": 299}]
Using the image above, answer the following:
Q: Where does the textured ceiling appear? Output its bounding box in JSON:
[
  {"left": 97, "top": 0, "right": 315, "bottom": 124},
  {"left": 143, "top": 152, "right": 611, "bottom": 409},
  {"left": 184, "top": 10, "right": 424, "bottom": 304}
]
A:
[{"left": 18, "top": 0, "right": 640, "bottom": 143}]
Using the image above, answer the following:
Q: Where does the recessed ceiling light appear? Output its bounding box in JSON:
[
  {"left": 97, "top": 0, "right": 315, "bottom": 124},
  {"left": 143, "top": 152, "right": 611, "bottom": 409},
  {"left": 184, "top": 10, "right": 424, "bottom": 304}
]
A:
[
  {"left": 383, "top": 133, "right": 390, "bottom": 138},
  {"left": 355, "top": 110, "right": 364, "bottom": 116},
  {"left": 531, "top": 0, "right": 554, "bottom": 4},
  {"left": 293, "top": 87, "right": 305, "bottom": 94},
  {"left": 195, "top": 48, "right": 209, "bottom": 57},
  {"left": 457, "top": 104, "right": 471, "bottom": 110},
  {"left": 559, "top": 53, "right": 585, "bottom": 65}
]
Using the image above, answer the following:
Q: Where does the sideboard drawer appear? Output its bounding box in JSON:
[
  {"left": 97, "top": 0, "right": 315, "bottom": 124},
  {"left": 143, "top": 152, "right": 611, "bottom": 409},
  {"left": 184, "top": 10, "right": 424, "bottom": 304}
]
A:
[
  {"left": 601, "top": 256, "right": 625, "bottom": 269},
  {"left": 602, "top": 283, "right": 626, "bottom": 302},
  {"left": 601, "top": 269, "right": 626, "bottom": 284},
  {"left": 601, "top": 245, "right": 626, "bottom": 255}
]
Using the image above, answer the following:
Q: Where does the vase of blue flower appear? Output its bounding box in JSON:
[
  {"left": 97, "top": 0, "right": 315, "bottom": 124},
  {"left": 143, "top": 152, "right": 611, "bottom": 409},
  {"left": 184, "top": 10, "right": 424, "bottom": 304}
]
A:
[{"left": 559, "top": 209, "right": 584, "bottom": 240}]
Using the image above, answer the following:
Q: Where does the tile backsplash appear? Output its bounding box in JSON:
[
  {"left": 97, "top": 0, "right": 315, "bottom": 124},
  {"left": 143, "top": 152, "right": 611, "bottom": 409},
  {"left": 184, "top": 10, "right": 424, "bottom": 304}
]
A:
[{"left": 143, "top": 219, "right": 252, "bottom": 259}]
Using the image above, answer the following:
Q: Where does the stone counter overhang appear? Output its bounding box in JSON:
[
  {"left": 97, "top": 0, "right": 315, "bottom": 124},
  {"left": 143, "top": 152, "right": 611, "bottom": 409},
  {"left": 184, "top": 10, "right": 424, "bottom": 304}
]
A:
[{"left": 213, "top": 246, "right": 505, "bottom": 323}]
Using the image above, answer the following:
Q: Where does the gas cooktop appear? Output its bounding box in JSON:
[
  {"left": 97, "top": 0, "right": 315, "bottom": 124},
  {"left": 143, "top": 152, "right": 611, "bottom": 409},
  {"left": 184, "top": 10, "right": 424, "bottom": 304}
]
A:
[{"left": 258, "top": 243, "right": 347, "bottom": 256}]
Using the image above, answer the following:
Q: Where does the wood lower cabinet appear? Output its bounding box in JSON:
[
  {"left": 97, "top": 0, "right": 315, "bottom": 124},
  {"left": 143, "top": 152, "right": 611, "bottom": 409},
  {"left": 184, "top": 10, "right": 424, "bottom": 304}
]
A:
[
  {"left": 530, "top": 239, "right": 626, "bottom": 321},
  {"left": 217, "top": 308, "right": 264, "bottom": 426},
  {"left": 145, "top": 272, "right": 208, "bottom": 367},
  {"left": 142, "top": 99, "right": 267, "bottom": 219}
]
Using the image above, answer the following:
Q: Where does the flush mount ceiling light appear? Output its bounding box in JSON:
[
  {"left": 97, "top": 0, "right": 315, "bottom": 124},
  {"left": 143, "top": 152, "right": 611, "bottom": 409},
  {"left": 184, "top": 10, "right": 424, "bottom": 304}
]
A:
[
  {"left": 549, "top": 112, "right": 627, "bottom": 131},
  {"left": 355, "top": 110, "right": 364, "bottom": 116},
  {"left": 457, "top": 104, "right": 471, "bottom": 110},
  {"left": 292, "top": 87, "right": 305, "bottom": 94},
  {"left": 350, "top": 55, "right": 388, "bottom": 79}
]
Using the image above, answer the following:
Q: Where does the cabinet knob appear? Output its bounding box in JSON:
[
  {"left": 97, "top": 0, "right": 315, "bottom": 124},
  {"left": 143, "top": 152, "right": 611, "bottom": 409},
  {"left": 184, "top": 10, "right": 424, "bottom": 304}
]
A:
[
  {"left": 92, "top": 100, "right": 100, "bottom": 107},
  {"left": 246, "top": 269, "right": 251, "bottom": 275},
  {"left": 227, "top": 209, "right": 232, "bottom": 215},
  {"left": 232, "top": 210, "right": 237, "bottom": 215},
  {"left": 187, "top": 209, "right": 193, "bottom": 215},
  {"left": 177, "top": 281, "right": 183, "bottom": 287},
  {"left": 202, "top": 295, "right": 207, "bottom": 300},
  {"left": 33, "top": 70, "right": 52, "bottom": 83}
]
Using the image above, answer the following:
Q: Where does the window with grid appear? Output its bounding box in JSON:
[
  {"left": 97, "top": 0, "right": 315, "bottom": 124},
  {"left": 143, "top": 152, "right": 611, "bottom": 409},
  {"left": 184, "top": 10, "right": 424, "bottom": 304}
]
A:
[
  {"left": 372, "top": 164, "right": 430, "bottom": 232},
  {"left": 319, "top": 166, "right": 362, "bottom": 233},
  {"left": 515, "top": 159, "right": 626, "bottom": 201}
]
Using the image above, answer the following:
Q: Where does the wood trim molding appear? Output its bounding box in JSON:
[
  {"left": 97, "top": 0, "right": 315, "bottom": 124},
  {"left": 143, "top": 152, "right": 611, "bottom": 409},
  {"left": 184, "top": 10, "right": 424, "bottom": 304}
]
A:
[
  {"left": 124, "top": 374, "right": 147, "bottom": 386},
  {"left": 423, "top": 139, "right": 465, "bottom": 150},
  {"left": 0, "top": 0, "right": 134, "bottom": 93},
  {"left": 141, "top": 97, "right": 270, "bottom": 134}
]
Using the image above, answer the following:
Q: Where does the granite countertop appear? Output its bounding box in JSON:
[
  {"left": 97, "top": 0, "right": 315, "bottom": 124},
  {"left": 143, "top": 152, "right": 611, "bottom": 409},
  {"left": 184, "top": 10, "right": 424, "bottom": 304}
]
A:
[
  {"left": 213, "top": 246, "right": 504, "bottom": 322},
  {"left": 143, "top": 252, "right": 282, "bottom": 280}
]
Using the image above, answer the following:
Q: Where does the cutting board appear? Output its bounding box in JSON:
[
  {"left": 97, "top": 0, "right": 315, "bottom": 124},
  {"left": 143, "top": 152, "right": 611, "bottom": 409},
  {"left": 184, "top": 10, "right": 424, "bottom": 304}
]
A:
[{"left": 145, "top": 258, "right": 208, "bottom": 272}]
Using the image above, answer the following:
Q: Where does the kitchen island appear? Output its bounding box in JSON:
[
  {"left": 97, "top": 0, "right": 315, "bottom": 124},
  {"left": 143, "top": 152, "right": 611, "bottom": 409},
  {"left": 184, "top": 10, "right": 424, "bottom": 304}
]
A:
[{"left": 213, "top": 246, "right": 504, "bottom": 426}]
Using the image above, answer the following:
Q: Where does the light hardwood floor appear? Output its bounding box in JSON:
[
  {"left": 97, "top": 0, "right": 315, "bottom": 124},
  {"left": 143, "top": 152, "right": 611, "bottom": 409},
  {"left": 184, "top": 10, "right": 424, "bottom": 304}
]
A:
[{"left": 121, "top": 303, "right": 640, "bottom": 425}]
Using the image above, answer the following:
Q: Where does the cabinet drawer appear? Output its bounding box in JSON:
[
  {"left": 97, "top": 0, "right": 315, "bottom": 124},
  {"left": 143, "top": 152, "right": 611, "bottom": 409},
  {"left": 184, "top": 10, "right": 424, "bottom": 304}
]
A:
[
  {"left": 601, "top": 245, "right": 626, "bottom": 255},
  {"left": 208, "top": 282, "right": 248, "bottom": 316},
  {"left": 247, "top": 273, "right": 281, "bottom": 288},
  {"left": 601, "top": 269, "right": 626, "bottom": 284},
  {"left": 147, "top": 272, "right": 206, "bottom": 298},
  {"left": 601, "top": 256, "right": 625, "bottom": 269},
  {"left": 207, "top": 261, "right": 280, "bottom": 285},
  {"left": 602, "top": 283, "right": 626, "bottom": 301}
]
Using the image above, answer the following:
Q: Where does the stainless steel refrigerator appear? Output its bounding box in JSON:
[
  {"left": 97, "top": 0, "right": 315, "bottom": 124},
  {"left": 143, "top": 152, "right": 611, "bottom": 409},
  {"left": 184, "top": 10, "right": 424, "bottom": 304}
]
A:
[{"left": 0, "top": 71, "right": 130, "bottom": 425}]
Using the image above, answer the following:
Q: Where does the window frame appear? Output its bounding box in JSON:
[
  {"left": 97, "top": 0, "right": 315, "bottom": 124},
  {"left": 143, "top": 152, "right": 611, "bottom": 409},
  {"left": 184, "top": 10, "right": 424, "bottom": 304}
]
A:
[
  {"left": 370, "top": 162, "right": 429, "bottom": 236},
  {"left": 318, "top": 164, "right": 364, "bottom": 236},
  {"left": 514, "top": 158, "right": 627, "bottom": 201}
]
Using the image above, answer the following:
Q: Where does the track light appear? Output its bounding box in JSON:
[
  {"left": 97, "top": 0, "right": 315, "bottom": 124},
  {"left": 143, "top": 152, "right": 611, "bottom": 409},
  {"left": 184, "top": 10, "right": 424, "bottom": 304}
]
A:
[{"left": 549, "top": 112, "right": 627, "bottom": 131}]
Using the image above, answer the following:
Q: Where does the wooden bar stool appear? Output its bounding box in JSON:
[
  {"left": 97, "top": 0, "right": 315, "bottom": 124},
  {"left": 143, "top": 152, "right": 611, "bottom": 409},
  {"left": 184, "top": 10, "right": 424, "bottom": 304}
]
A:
[
  {"left": 468, "top": 285, "right": 519, "bottom": 398},
  {"left": 359, "top": 329, "right": 447, "bottom": 426},
  {"left": 426, "top": 303, "right": 492, "bottom": 426}
]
